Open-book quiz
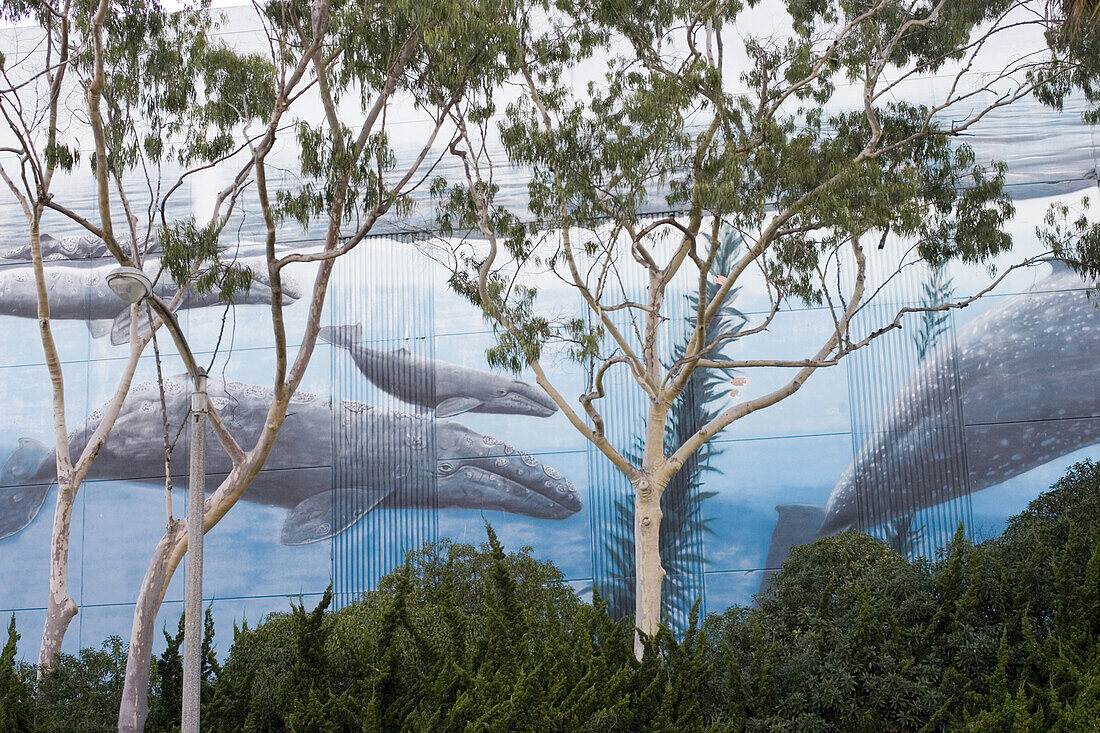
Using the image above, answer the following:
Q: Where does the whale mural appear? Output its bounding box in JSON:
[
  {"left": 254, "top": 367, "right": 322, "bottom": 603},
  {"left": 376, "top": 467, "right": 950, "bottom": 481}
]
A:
[
  {"left": 0, "top": 377, "right": 581, "bottom": 544},
  {"left": 321, "top": 324, "right": 559, "bottom": 418},
  {"left": 0, "top": 233, "right": 129, "bottom": 262},
  {"left": 822, "top": 263, "right": 1100, "bottom": 533},
  {"left": 757, "top": 262, "right": 1100, "bottom": 595},
  {"left": 0, "top": 258, "right": 302, "bottom": 342},
  {"left": 2, "top": 226, "right": 1097, "bottom": 625},
  {"left": 0, "top": 232, "right": 243, "bottom": 263}
]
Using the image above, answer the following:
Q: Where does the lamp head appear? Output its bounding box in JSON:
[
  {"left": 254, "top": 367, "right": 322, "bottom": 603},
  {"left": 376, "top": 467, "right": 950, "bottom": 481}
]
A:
[{"left": 106, "top": 266, "right": 153, "bottom": 304}]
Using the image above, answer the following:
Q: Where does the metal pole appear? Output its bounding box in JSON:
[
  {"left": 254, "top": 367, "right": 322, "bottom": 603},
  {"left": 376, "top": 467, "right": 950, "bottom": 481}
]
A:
[
  {"left": 104, "top": 276, "right": 210, "bottom": 732},
  {"left": 181, "top": 368, "right": 207, "bottom": 733}
]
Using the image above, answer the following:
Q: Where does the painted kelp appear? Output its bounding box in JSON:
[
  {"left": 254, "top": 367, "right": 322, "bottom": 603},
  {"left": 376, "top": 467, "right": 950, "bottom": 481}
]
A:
[{"left": 598, "top": 227, "right": 747, "bottom": 629}]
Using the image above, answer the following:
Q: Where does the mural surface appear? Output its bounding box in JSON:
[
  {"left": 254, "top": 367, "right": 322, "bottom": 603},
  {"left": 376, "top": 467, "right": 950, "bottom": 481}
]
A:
[{"left": 0, "top": 12, "right": 1098, "bottom": 659}]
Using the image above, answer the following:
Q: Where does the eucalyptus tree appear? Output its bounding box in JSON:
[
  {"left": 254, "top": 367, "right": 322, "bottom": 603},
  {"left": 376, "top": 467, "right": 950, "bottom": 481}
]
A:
[
  {"left": 436, "top": 0, "right": 1060, "bottom": 655},
  {"left": 0, "top": 0, "right": 270, "bottom": 677},
  {"left": 1038, "top": 0, "right": 1100, "bottom": 279},
  {"left": 0, "top": 0, "right": 519, "bottom": 728},
  {"left": 108, "top": 1, "right": 520, "bottom": 729}
]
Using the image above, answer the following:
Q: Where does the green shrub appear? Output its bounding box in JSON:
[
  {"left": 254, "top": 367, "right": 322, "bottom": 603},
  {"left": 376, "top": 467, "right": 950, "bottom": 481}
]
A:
[
  {"left": 0, "top": 616, "right": 33, "bottom": 732},
  {"left": 706, "top": 533, "right": 945, "bottom": 731},
  {"left": 5, "top": 462, "right": 1100, "bottom": 731},
  {"left": 207, "top": 526, "right": 720, "bottom": 732}
]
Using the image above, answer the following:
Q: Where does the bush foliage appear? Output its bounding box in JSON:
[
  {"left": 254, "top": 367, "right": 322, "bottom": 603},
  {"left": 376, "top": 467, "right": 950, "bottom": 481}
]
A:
[{"left": 2, "top": 461, "right": 1100, "bottom": 731}]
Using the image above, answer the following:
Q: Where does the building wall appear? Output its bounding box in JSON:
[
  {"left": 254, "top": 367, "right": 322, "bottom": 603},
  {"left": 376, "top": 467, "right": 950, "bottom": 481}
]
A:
[{"left": 0, "top": 11, "right": 1099, "bottom": 659}]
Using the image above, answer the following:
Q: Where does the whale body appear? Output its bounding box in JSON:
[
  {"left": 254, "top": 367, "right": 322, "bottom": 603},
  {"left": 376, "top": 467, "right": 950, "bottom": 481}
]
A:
[
  {"left": 0, "top": 377, "right": 581, "bottom": 544},
  {"left": 0, "top": 232, "right": 236, "bottom": 262},
  {"left": 320, "top": 324, "right": 559, "bottom": 418},
  {"left": 756, "top": 263, "right": 1100, "bottom": 600},
  {"left": 0, "top": 233, "right": 130, "bottom": 262},
  {"left": 821, "top": 263, "right": 1100, "bottom": 534},
  {"left": 0, "top": 258, "right": 301, "bottom": 344}
]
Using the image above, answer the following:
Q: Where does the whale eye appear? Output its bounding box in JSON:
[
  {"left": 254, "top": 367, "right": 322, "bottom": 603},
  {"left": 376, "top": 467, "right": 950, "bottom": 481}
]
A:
[
  {"left": 493, "top": 388, "right": 508, "bottom": 397},
  {"left": 437, "top": 462, "right": 456, "bottom": 476}
]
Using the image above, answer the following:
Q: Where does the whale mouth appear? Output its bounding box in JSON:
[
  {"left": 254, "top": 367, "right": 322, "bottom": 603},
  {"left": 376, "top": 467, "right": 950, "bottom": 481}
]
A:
[
  {"left": 514, "top": 395, "right": 558, "bottom": 418},
  {"left": 514, "top": 388, "right": 559, "bottom": 417},
  {"left": 434, "top": 436, "right": 581, "bottom": 519},
  {"left": 438, "top": 465, "right": 578, "bottom": 519},
  {"left": 488, "top": 389, "right": 559, "bottom": 418}
]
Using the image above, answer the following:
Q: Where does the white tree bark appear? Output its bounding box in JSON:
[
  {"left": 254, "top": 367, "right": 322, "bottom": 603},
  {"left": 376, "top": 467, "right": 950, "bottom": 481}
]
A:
[
  {"left": 18, "top": 211, "right": 145, "bottom": 673},
  {"left": 27, "top": 218, "right": 77, "bottom": 674},
  {"left": 117, "top": 527, "right": 179, "bottom": 733},
  {"left": 632, "top": 477, "right": 665, "bottom": 658}
]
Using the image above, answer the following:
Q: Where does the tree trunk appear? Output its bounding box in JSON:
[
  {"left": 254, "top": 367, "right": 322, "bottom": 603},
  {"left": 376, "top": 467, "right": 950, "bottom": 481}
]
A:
[
  {"left": 38, "top": 478, "right": 78, "bottom": 673},
  {"left": 633, "top": 479, "right": 665, "bottom": 660},
  {"left": 28, "top": 216, "right": 80, "bottom": 676},
  {"left": 118, "top": 525, "right": 181, "bottom": 733}
]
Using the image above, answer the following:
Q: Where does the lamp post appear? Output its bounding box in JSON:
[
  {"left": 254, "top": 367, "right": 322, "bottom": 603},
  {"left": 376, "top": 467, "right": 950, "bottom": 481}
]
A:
[{"left": 107, "top": 266, "right": 206, "bottom": 733}]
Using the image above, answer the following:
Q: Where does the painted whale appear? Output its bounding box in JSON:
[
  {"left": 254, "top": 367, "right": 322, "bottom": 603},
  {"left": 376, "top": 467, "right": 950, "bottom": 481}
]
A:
[
  {"left": 0, "top": 258, "right": 301, "bottom": 344},
  {"left": 757, "top": 262, "right": 1100, "bottom": 596},
  {"left": 320, "top": 324, "right": 559, "bottom": 418},
  {"left": 821, "top": 263, "right": 1100, "bottom": 534},
  {"left": 0, "top": 377, "right": 581, "bottom": 544},
  {"left": 0, "top": 233, "right": 254, "bottom": 263},
  {"left": 0, "top": 233, "right": 128, "bottom": 262}
]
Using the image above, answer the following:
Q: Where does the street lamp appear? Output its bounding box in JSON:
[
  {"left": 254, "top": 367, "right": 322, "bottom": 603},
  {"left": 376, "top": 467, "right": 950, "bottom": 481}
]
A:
[{"left": 107, "top": 266, "right": 207, "bottom": 733}]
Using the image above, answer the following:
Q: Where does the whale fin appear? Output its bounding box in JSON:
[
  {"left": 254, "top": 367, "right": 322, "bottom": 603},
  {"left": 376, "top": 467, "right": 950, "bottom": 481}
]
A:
[
  {"left": 318, "top": 324, "right": 363, "bottom": 349},
  {"left": 38, "top": 233, "right": 60, "bottom": 255},
  {"left": 1, "top": 438, "right": 51, "bottom": 486},
  {"left": 280, "top": 487, "right": 392, "bottom": 545},
  {"left": 435, "top": 396, "right": 484, "bottom": 418},
  {"left": 0, "top": 438, "right": 53, "bottom": 540},
  {"left": 755, "top": 503, "right": 827, "bottom": 605},
  {"left": 110, "top": 307, "right": 155, "bottom": 346},
  {"left": 0, "top": 483, "right": 52, "bottom": 540},
  {"left": 87, "top": 320, "right": 112, "bottom": 339},
  {"left": 1046, "top": 257, "right": 1076, "bottom": 274},
  {"left": 110, "top": 309, "right": 132, "bottom": 345}
]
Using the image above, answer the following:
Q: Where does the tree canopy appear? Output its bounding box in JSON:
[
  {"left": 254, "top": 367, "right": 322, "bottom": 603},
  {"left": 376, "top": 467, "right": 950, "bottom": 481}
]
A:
[{"left": 433, "top": 0, "right": 1071, "bottom": 650}]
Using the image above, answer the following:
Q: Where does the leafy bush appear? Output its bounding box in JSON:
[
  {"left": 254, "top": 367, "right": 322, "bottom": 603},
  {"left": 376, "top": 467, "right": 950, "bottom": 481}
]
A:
[
  {"left": 0, "top": 616, "right": 33, "bottom": 732},
  {"left": 207, "top": 526, "right": 714, "bottom": 732},
  {"left": 4, "top": 462, "right": 1100, "bottom": 731},
  {"left": 706, "top": 533, "right": 945, "bottom": 731}
]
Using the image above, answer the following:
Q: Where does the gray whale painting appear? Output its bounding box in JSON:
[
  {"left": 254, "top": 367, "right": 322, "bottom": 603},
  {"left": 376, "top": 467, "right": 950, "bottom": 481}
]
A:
[
  {"left": 760, "top": 263, "right": 1100, "bottom": 589},
  {"left": 0, "top": 232, "right": 241, "bottom": 262},
  {"left": 0, "top": 233, "right": 128, "bottom": 262},
  {"left": 0, "top": 378, "right": 581, "bottom": 545},
  {"left": 321, "top": 324, "right": 559, "bottom": 418},
  {"left": 822, "top": 263, "right": 1100, "bottom": 533},
  {"left": 0, "top": 258, "right": 301, "bottom": 343}
]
